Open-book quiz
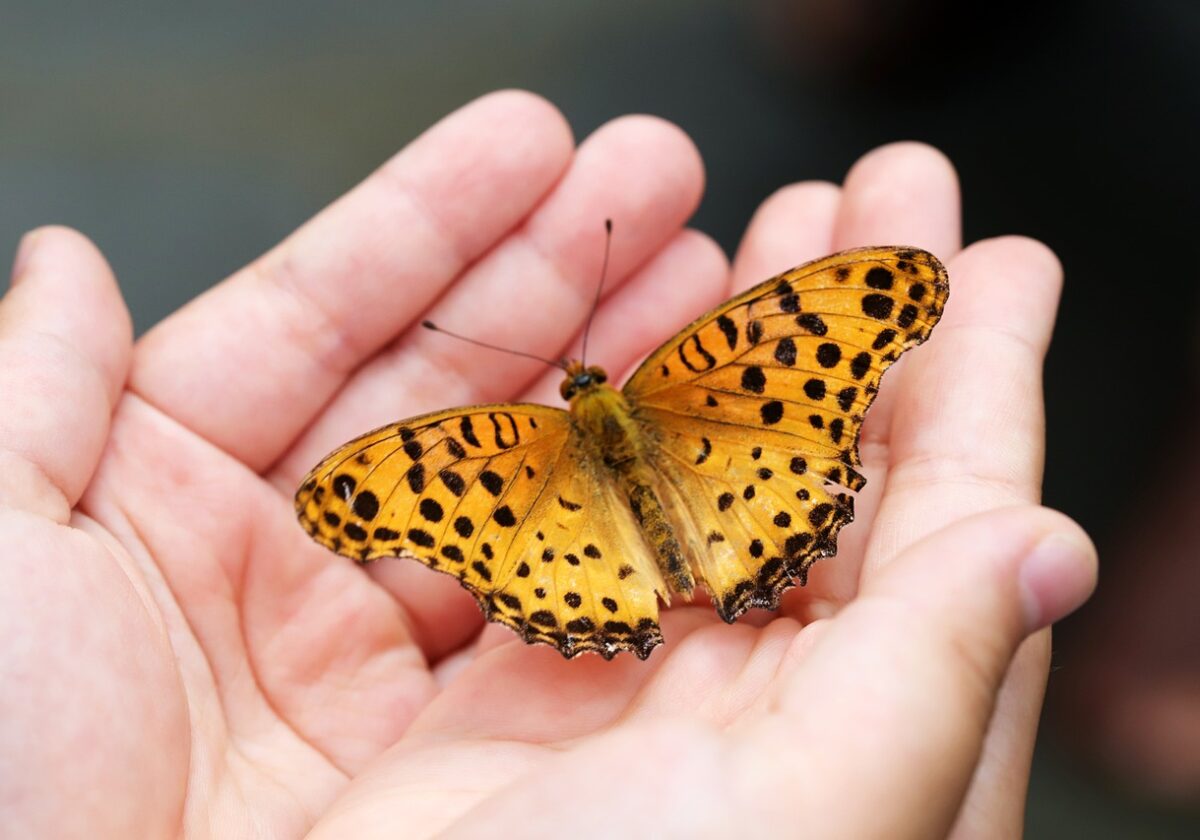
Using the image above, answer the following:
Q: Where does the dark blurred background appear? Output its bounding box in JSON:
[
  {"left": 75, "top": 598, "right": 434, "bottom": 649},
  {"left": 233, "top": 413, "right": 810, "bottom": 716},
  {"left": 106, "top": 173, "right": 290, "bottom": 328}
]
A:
[{"left": 3, "top": 0, "right": 1197, "bottom": 834}]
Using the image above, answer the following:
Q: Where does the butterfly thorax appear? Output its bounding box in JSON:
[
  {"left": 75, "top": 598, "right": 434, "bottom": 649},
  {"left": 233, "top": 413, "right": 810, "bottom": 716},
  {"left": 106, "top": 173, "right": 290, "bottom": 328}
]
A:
[
  {"left": 563, "top": 361, "right": 697, "bottom": 597},
  {"left": 563, "top": 365, "right": 641, "bottom": 469}
]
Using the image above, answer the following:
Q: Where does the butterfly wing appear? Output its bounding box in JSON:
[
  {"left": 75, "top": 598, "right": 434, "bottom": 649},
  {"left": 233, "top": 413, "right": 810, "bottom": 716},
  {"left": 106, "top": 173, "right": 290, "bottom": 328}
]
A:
[
  {"left": 623, "top": 246, "right": 949, "bottom": 620},
  {"left": 295, "top": 404, "right": 668, "bottom": 659}
]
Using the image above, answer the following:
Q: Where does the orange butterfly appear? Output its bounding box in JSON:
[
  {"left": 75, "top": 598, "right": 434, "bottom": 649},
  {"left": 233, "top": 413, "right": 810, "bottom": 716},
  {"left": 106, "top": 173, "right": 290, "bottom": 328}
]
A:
[{"left": 296, "top": 245, "right": 948, "bottom": 660}]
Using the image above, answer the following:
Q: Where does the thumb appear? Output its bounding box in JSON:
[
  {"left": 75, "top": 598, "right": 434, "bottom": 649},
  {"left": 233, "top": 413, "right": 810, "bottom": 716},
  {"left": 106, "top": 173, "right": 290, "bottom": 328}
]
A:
[{"left": 739, "top": 505, "right": 1097, "bottom": 838}]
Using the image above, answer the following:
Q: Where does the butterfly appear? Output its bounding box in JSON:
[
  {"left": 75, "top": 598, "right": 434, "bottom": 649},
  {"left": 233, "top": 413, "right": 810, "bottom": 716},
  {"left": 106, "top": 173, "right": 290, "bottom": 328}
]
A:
[{"left": 295, "top": 245, "right": 948, "bottom": 660}]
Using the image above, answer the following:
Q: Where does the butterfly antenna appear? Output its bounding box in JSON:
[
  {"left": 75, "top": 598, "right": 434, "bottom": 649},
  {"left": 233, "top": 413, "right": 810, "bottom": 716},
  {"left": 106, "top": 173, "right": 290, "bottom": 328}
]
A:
[
  {"left": 422, "top": 321, "right": 569, "bottom": 371},
  {"left": 580, "top": 218, "right": 613, "bottom": 367}
]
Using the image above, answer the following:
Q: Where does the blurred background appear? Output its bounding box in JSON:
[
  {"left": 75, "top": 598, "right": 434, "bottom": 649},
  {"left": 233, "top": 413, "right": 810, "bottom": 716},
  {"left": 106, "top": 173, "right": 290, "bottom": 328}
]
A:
[{"left": 2, "top": 0, "right": 1197, "bottom": 834}]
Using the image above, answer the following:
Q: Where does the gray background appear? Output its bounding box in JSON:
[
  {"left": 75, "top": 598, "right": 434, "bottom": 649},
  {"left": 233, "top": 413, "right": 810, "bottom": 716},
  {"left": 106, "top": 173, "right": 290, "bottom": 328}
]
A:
[{"left": 3, "top": 0, "right": 1198, "bottom": 834}]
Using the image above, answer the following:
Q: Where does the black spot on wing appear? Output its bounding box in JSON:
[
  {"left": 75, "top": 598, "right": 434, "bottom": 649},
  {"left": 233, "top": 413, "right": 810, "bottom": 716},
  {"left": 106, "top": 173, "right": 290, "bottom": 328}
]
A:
[
  {"left": 408, "top": 528, "right": 435, "bottom": 548},
  {"left": 760, "top": 400, "right": 784, "bottom": 425},
  {"left": 352, "top": 491, "right": 379, "bottom": 520},
  {"left": 816, "top": 343, "right": 841, "bottom": 368},
  {"left": 530, "top": 610, "right": 557, "bottom": 628},
  {"left": 479, "top": 470, "right": 504, "bottom": 496},
  {"left": 439, "top": 469, "right": 465, "bottom": 496},
  {"left": 837, "top": 387, "right": 858, "bottom": 411},
  {"left": 746, "top": 319, "right": 764, "bottom": 345},
  {"left": 333, "top": 474, "right": 356, "bottom": 500},
  {"left": 406, "top": 463, "right": 425, "bottom": 493},
  {"left": 861, "top": 294, "right": 894, "bottom": 320},
  {"left": 678, "top": 334, "right": 717, "bottom": 372},
  {"left": 865, "top": 266, "right": 894, "bottom": 290},
  {"left": 850, "top": 352, "right": 871, "bottom": 380},
  {"left": 716, "top": 314, "right": 738, "bottom": 350},
  {"left": 829, "top": 418, "right": 844, "bottom": 444},
  {"left": 774, "top": 337, "right": 797, "bottom": 366},
  {"left": 460, "top": 415, "right": 481, "bottom": 447},
  {"left": 489, "top": 411, "right": 520, "bottom": 449},
  {"left": 741, "top": 366, "right": 766, "bottom": 394},
  {"left": 795, "top": 314, "right": 827, "bottom": 336}
]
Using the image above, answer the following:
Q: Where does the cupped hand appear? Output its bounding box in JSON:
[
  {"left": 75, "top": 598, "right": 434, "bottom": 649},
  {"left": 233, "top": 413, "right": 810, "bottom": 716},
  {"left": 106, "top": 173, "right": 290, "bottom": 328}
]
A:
[{"left": 0, "top": 91, "right": 1095, "bottom": 838}]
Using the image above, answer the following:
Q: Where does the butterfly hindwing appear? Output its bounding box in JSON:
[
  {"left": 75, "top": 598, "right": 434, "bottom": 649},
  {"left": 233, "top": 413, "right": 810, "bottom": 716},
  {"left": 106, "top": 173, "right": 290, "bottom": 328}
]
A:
[
  {"left": 295, "top": 404, "right": 668, "bottom": 660},
  {"left": 624, "top": 246, "right": 949, "bottom": 618}
]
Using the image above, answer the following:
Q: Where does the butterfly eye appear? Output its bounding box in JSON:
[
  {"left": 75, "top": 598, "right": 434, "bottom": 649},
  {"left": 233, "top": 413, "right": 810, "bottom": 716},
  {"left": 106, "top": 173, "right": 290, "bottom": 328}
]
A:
[{"left": 560, "top": 382, "right": 577, "bottom": 400}]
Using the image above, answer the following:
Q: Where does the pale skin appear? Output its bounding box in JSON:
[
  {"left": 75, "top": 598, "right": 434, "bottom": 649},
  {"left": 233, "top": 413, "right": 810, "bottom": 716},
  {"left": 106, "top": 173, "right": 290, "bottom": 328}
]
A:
[{"left": 0, "top": 91, "right": 1097, "bottom": 838}]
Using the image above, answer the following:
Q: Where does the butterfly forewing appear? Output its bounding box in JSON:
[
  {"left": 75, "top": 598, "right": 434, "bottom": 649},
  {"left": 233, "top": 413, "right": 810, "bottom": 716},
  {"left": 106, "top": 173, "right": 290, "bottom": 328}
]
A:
[
  {"left": 295, "top": 404, "right": 667, "bottom": 660},
  {"left": 624, "top": 247, "right": 948, "bottom": 618}
]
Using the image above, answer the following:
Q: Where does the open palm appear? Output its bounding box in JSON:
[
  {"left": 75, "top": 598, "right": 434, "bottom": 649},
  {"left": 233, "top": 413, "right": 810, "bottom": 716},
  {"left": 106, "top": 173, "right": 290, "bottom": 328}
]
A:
[{"left": 2, "top": 91, "right": 1094, "bottom": 838}]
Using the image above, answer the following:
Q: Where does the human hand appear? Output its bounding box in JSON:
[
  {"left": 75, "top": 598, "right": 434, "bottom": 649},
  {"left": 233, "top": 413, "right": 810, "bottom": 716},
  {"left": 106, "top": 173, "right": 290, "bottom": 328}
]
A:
[{"left": 1, "top": 91, "right": 1095, "bottom": 838}]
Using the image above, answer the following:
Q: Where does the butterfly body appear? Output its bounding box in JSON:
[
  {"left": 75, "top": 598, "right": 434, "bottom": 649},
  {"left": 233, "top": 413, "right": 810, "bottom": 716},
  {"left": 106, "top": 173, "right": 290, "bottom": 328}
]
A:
[
  {"left": 563, "top": 369, "right": 697, "bottom": 598},
  {"left": 296, "top": 246, "right": 949, "bottom": 660}
]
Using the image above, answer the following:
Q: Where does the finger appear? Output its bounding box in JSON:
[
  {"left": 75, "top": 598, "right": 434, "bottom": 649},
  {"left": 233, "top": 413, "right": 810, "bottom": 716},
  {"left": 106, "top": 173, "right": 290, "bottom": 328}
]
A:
[
  {"left": 272, "top": 114, "right": 705, "bottom": 488},
  {"left": 866, "top": 236, "right": 1065, "bottom": 839},
  {"left": 833, "top": 142, "right": 962, "bottom": 258},
  {"left": 867, "top": 236, "right": 1062, "bottom": 571},
  {"left": 832, "top": 142, "right": 962, "bottom": 444},
  {"left": 132, "top": 90, "right": 575, "bottom": 472},
  {"left": 740, "top": 506, "right": 1096, "bottom": 838},
  {"left": 727, "top": 180, "right": 864, "bottom": 605},
  {"left": 420, "top": 509, "right": 1094, "bottom": 838},
  {"left": 730, "top": 181, "right": 840, "bottom": 292},
  {"left": 522, "top": 229, "right": 730, "bottom": 404},
  {"left": 0, "top": 227, "right": 132, "bottom": 520},
  {"left": 947, "top": 632, "right": 1050, "bottom": 838}
]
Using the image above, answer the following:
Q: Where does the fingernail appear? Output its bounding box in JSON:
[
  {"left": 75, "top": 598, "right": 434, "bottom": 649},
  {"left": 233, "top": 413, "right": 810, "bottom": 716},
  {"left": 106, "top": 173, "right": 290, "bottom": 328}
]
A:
[
  {"left": 11, "top": 229, "right": 41, "bottom": 282},
  {"left": 1018, "top": 532, "right": 1097, "bottom": 631}
]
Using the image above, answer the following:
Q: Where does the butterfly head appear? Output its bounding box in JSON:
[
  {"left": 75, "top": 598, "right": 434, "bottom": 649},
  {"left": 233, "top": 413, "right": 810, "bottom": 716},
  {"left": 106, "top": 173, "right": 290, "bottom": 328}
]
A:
[{"left": 560, "top": 361, "right": 609, "bottom": 401}]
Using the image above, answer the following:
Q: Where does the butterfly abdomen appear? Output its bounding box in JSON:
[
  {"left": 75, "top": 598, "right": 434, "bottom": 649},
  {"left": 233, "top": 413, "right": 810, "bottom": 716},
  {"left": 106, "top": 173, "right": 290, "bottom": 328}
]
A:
[{"left": 625, "top": 480, "right": 694, "bottom": 596}]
